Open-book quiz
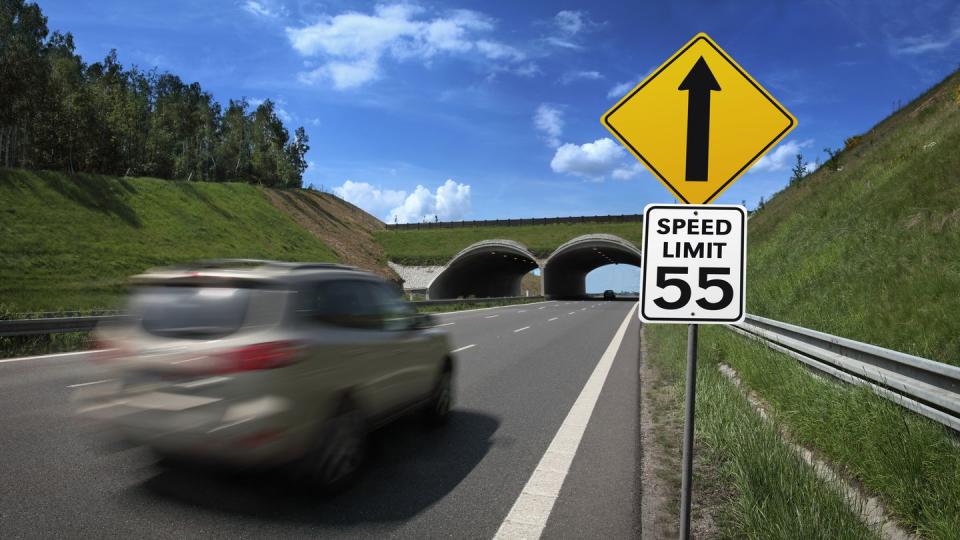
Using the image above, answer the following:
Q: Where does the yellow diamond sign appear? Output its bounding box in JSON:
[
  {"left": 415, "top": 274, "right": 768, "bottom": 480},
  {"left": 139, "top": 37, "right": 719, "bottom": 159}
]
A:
[{"left": 602, "top": 33, "right": 796, "bottom": 204}]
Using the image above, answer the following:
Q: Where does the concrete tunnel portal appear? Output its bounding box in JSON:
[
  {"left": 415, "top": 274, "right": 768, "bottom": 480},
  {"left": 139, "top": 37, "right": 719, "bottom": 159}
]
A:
[
  {"left": 542, "top": 234, "right": 643, "bottom": 299},
  {"left": 427, "top": 240, "right": 540, "bottom": 299},
  {"left": 424, "top": 235, "right": 642, "bottom": 300}
]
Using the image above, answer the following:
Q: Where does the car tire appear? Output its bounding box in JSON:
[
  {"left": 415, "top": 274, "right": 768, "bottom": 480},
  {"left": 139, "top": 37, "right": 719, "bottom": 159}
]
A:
[
  {"left": 423, "top": 368, "right": 453, "bottom": 427},
  {"left": 301, "top": 398, "right": 367, "bottom": 492}
]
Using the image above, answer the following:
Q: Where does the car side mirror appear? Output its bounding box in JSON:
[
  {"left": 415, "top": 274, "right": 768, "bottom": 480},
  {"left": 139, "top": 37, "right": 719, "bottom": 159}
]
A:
[{"left": 413, "top": 313, "right": 436, "bottom": 329}]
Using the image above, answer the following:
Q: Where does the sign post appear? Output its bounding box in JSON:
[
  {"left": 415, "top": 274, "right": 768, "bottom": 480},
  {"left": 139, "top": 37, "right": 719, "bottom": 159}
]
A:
[{"left": 601, "top": 32, "right": 796, "bottom": 540}]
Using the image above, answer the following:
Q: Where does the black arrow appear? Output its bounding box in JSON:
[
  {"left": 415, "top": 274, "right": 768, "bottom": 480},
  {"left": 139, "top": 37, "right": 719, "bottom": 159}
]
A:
[{"left": 678, "top": 56, "right": 720, "bottom": 182}]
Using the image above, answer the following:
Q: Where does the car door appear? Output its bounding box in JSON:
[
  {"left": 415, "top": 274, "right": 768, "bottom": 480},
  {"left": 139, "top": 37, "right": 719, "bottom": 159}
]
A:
[{"left": 368, "top": 282, "right": 437, "bottom": 403}]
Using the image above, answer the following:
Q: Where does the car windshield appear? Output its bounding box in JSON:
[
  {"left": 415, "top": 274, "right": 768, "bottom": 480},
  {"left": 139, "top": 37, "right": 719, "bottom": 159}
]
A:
[{"left": 130, "top": 286, "right": 251, "bottom": 339}]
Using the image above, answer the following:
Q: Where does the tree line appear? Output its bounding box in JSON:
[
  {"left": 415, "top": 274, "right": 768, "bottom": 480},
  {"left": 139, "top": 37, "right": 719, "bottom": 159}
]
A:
[{"left": 0, "top": 0, "right": 308, "bottom": 187}]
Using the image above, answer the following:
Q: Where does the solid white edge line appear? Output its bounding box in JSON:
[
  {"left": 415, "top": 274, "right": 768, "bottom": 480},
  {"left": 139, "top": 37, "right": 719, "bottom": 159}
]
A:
[
  {"left": 432, "top": 322, "right": 456, "bottom": 327},
  {"left": 548, "top": 317, "right": 559, "bottom": 322},
  {"left": 494, "top": 302, "right": 638, "bottom": 540},
  {"left": 0, "top": 349, "right": 101, "bottom": 364},
  {"left": 66, "top": 378, "right": 113, "bottom": 388},
  {"left": 514, "top": 326, "right": 530, "bottom": 333},
  {"left": 433, "top": 300, "right": 555, "bottom": 317},
  {"left": 451, "top": 344, "right": 476, "bottom": 353}
]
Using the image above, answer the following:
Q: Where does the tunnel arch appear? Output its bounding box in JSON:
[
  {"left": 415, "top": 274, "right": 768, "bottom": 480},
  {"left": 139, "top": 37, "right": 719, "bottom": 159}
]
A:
[
  {"left": 542, "top": 234, "right": 642, "bottom": 299},
  {"left": 427, "top": 240, "right": 540, "bottom": 299}
]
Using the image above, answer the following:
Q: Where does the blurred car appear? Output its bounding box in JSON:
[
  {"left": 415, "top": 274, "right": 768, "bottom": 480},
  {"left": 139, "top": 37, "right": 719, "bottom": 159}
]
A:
[
  {"left": 73, "top": 259, "right": 454, "bottom": 489},
  {"left": 603, "top": 290, "right": 617, "bottom": 300}
]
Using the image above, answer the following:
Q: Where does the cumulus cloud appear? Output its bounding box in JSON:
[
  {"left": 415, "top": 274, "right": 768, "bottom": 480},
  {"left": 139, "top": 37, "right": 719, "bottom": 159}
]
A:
[
  {"left": 554, "top": 10, "right": 586, "bottom": 36},
  {"left": 286, "top": 4, "right": 526, "bottom": 89},
  {"left": 749, "top": 139, "right": 814, "bottom": 173},
  {"left": 534, "top": 104, "right": 564, "bottom": 148},
  {"left": 543, "top": 9, "right": 600, "bottom": 49},
  {"left": 333, "top": 180, "right": 407, "bottom": 214},
  {"left": 551, "top": 138, "right": 629, "bottom": 180},
  {"left": 333, "top": 179, "right": 471, "bottom": 223}
]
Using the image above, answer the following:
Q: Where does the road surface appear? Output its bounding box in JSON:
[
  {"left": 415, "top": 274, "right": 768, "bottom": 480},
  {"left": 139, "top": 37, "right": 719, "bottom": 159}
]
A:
[{"left": 0, "top": 300, "right": 642, "bottom": 539}]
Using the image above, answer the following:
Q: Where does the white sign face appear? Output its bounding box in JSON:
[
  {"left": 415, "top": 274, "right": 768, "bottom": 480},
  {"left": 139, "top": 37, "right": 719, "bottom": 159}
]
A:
[{"left": 640, "top": 204, "right": 746, "bottom": 323}]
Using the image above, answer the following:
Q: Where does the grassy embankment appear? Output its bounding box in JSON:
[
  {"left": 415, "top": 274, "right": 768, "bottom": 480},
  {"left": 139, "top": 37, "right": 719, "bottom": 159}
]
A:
[
  {"left": 0, "top": 169, "right": 337, "bottom": 313},
  {"left": 646, "top": 70, "right": 960, "bottom": 537},
  {"left": 376, "top": 221, "right": 642, "bottom": 265}
]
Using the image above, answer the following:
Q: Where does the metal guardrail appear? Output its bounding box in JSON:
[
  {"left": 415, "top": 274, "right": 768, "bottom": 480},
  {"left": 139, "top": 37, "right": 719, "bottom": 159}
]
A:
[
  {"left": 0, "top": 297, "right": 545, "bottom": 337},
  {"left": 730, "top": 313, "right": 960, "bottom": 432}
]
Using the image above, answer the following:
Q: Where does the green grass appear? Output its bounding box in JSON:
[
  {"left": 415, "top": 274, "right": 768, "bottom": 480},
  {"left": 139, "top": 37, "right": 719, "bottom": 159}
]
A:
[
  {"left": 748, "top": 70, "right": 960, "bottom": 364},
  {"left": 376, "top": 222, "right": 642, "bottom": 265},
  {"left": 694, "top": 325, "right": 960, "bottom": 538},
  {"left": 646, "top": 324, "right": 878, "bottom": 539},
  {"left": 0, "top": 169, "right": 337, "bottom": 311}
]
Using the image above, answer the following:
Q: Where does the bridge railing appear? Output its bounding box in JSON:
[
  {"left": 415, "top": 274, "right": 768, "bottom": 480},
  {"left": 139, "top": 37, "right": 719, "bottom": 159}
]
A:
[{"left": 385, "top": 214, "right": 643, "bottom": 230}]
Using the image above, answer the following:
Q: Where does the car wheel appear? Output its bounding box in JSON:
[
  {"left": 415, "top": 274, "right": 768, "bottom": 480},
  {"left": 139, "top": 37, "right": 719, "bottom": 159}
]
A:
[
  {"left": 424, "top": 369, "right": 453, "bottom": 427},
  {"left": 302, "top": 399, "right": 367, "bottom": 492}
]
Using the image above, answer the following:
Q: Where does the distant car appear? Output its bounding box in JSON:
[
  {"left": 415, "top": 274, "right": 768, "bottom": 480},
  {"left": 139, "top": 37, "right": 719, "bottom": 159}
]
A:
[
  {"left": 603, "top": 290, "right": 617, "bottom": 300},
  {"left": 75, "top": 259, "right": 454, "bottom": 489}
]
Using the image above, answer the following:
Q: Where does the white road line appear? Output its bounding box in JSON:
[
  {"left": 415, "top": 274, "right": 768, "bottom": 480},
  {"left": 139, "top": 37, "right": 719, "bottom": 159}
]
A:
[
  {"left": 432, "top": 322, "right": 456, "bottom": 327},
  {"left": 433, "top": 300, "right": 553, "bottom": 317},
  {"left": 580, "top": 308, "right": 586, "bottom": 311},
  {"left": 537, "top": 307, "right": 546, "bottom": 310},
  {"left": 67, "top": 379, "right": 113, "bottom": 388},
  {"left": 0, "top": 349, "right": 100, "bottom": 365},
  {"left": 518, "top": 310, "right": 527, "bottom": 313},
  {"left": 568, "top": 312, "right": 576, "bottom": 315},
  {"left": 494, "top": 303, "right": 638, "bottom": 540},
  {"left": 485, "top": 314, "right": 500, "bottom": 319},
  {"left": 548, "top": 317, "right": 559, "bottom": 322},
  {"left": 514, "top": 326, "right": 530, "bottom": 333},
  {"left": 451, "top": 344, "right": 476, "bottom": 353}
]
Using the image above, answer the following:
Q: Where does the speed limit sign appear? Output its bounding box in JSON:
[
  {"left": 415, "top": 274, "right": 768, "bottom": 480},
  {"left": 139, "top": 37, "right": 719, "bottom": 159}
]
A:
[{"left": 640, "top": 204, "right": 746, "bottom": 323}]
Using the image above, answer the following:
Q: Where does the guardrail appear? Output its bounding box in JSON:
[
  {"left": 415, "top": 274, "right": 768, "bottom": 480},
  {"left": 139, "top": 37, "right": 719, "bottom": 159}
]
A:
[
  {"left": 0, "top": 296, "right": 545, "bottom": 337},
  {"left": 729, "top": 313, "right": 960, "bottom": 433}
]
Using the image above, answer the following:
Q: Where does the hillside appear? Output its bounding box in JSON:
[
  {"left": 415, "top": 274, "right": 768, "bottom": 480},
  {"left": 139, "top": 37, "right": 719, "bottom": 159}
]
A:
[
  {"left": 0, "top": 170, "right": 338, "bottom": 312},
  {"left": 747, "top": 69, "right": 960, "bottom": 364},
  {"left": 262, "top": 188, "right": 399, "bottom": 283},
  {"left": 376, "top": 221, "right": 643, "bottom": 265}
]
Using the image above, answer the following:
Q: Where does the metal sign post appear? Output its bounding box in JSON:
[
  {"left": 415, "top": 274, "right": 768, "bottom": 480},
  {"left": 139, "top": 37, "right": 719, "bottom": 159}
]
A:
[{"left": 679, "top": 323, "right": 699, "bottom": 539}]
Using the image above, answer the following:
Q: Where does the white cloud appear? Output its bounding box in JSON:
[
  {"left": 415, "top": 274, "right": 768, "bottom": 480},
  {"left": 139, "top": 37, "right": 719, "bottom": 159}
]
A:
[
  {"left": 554, "top": 10, "right": 586, "bottom": 36},
  {"left": 333, "top": 180, "right": 407, "bottom": 215},
  {"left": 286, "top": 4, "right": 526, "bottom": 90},
  {"left": 611, "top": 162, "right": 645, "bottom": 181},
  {"left": 333, "top": 179, "right": 472, "bottom": 223},
  {"left": 550, "top": 138, "right": 628, "bottom": 180},
  {"left": 534, "top": 104, "right": 564, "bottom": 148},
  {"left": 242, "top": 0, "right": 285, "bottom": 19},
  {"left": 560, "top": 70, "right": 603, "bottom": 85},
  {"left": 749, "top": 139, "right": 814, "bottom": 173},
  {"left": 607, "top": 80, "right": 634, "bottom": 99}
]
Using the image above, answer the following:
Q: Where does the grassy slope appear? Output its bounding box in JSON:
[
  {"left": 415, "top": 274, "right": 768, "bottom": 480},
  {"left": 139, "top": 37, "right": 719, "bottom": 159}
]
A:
[
  {"left": 376, "top": 221, "right": 643, "bottom": 265},
  {"left": 748, "top": 70, "right": 960, "bottom": 364},
  {"left": 0, "top": 169, "right": 336, "bottom": 312}
]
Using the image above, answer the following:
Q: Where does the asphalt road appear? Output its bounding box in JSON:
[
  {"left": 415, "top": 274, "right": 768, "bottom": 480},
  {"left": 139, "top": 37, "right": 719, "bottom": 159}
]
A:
[{"left": 0, "top": 300, "right": 642, "bottom": 539}]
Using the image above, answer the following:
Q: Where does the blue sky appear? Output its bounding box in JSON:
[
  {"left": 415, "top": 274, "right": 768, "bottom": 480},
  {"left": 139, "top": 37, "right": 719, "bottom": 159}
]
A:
[{"left": 39, "top": 0, "right": 960, "bottom": 290}]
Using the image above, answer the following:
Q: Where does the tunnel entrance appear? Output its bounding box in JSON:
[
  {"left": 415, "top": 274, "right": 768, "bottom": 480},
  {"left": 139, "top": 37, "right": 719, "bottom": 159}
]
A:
[
  {"left": 427, "top": 240, "right": 540, "bottom": 299},
  {"left": 543, "top": 234, "right": 642, "bottom": 299}
]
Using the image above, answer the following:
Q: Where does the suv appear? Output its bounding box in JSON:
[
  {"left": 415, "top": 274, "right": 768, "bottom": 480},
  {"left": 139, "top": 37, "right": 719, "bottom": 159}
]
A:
[
  {"left": 603, "top": 289, "right": 617, "bottom": 300},
  {"left": 74, "top": 260, "right": 454, "bottom": 488}
]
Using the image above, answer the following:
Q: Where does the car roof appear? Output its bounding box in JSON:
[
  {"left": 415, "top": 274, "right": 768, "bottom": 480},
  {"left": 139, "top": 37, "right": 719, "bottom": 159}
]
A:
[{"left": 130, "top": 259, "right": 381, "bottom": 285}]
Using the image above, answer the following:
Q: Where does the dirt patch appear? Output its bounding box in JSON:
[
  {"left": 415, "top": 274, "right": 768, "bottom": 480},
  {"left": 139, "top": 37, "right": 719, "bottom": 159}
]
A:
[{"left": 261, "top": 188, "right": 400, "bottom": 283}]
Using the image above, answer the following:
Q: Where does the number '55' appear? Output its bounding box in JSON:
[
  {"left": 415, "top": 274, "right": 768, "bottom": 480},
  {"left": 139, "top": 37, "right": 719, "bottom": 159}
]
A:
[{"left": 653, "top": 267, "right": 733, "bottom": 310}]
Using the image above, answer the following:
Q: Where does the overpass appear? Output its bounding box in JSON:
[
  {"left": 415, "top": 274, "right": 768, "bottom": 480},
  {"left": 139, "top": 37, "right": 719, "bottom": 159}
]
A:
[{"left": 392, "top": 234, "right": 642, "bottom": 300}]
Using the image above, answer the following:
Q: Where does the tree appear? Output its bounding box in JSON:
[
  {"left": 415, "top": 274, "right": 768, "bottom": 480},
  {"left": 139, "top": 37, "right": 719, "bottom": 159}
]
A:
[{"left": 789, "top": 153, "right": 808, "bottom": 186}]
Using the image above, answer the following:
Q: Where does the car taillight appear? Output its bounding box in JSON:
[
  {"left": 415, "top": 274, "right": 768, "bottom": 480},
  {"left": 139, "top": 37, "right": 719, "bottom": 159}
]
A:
[
  {"left": 214, "top": 341, "right": 302, "bottom": 373},
  {"left": 90, "top": 338, "right": 123, "bottom": 363}
]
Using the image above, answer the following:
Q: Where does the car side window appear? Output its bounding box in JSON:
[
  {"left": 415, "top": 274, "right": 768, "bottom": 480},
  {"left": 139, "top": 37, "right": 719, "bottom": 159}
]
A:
[
  {"left": 369, "top": 283, "right": 417, "bottom": 331},
  {"left": 307, "top": 279, "right": 380, "bottom": 330}
]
